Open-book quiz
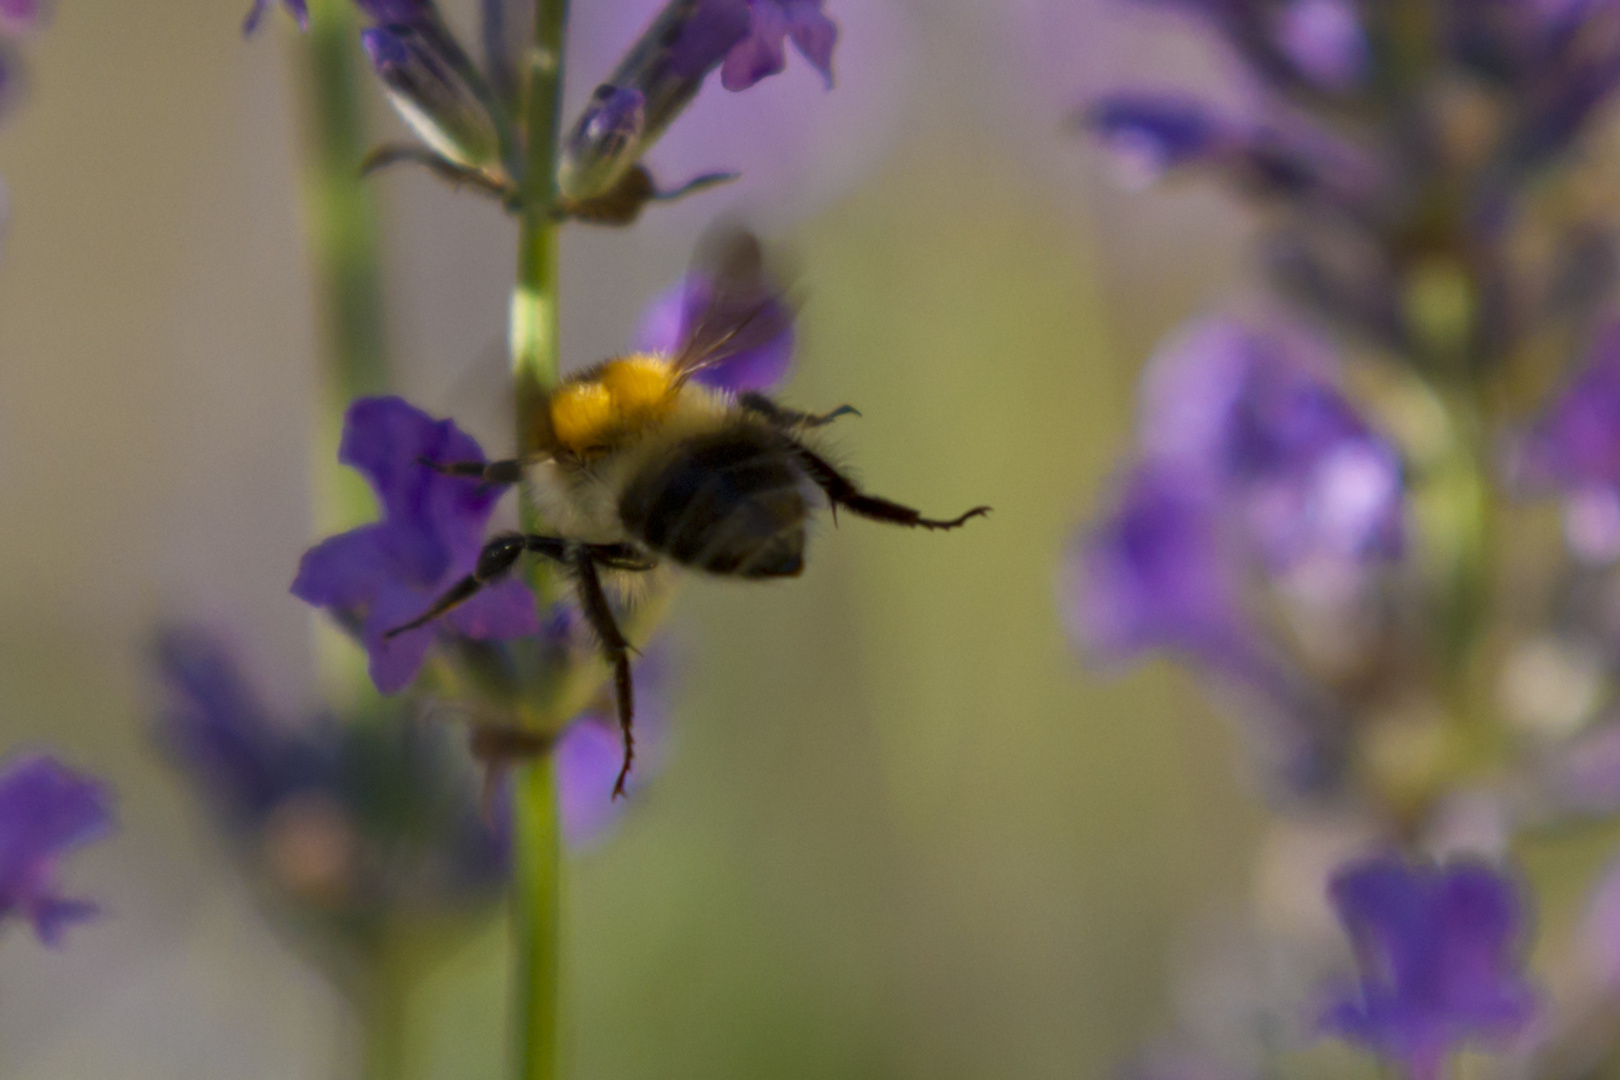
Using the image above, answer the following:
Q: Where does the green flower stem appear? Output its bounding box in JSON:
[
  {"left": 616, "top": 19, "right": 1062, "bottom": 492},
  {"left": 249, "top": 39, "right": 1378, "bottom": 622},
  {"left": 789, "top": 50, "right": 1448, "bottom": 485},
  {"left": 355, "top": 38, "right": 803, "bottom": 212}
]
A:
[
  {"left": 301, "top": 0, "right": 389, "bottom": 405},
  {"left": 296, "top": 0, "right": 391, "bottom": 696},
  {"left": 359, "top": 941, "right": 413, "bottom": 1080},
  {"left": 512, "top": 754, "right": 563, "bottom": 1080},
  {"left": 509, "top": 4, "right": 571, "bottom": 1080}
]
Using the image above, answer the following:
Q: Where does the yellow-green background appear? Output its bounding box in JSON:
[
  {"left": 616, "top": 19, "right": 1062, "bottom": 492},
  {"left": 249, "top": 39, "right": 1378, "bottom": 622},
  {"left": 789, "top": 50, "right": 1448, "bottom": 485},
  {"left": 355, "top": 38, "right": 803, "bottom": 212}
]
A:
[{"left": 0, "top": 1, "right": 1272, "bottom": 1076}]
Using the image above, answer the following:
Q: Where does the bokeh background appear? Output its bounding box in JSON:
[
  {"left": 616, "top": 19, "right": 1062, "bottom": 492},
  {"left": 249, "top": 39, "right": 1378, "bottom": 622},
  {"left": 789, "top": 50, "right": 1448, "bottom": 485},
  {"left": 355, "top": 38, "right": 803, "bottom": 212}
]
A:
[{"left": 0, "top": 1, "right": 1281, "bottom": 1076}]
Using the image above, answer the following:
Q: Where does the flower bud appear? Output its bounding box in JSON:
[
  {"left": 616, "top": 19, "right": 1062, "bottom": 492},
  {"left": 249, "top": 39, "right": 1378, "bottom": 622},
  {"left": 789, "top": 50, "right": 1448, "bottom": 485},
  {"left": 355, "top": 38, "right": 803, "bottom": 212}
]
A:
[
  {"left": 361, "top": 23, "right": 502, "bottom": 172},
  {"left": 557, "top": 0, "right": 750, "bottom": 201}
]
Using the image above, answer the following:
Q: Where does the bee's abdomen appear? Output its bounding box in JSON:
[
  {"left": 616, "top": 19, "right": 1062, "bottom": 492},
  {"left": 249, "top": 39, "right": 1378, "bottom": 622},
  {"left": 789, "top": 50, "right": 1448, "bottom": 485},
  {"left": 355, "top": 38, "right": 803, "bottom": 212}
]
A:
[{"left": 619, "top": 429, "right": 807, "bottom": 578}]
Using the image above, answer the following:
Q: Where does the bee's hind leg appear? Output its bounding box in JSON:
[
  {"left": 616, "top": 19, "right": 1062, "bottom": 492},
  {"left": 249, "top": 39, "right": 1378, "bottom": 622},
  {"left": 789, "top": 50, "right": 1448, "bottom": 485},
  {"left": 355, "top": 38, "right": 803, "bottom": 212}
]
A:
[
  {"left": 571, "top": 548, "right": 638, "bottom": 800},
  {"left": 789, "top": 441, "right": 991, "bottom": 531},
  {"left": 738, "top": 392, "right": 861, "bottom": 429}
]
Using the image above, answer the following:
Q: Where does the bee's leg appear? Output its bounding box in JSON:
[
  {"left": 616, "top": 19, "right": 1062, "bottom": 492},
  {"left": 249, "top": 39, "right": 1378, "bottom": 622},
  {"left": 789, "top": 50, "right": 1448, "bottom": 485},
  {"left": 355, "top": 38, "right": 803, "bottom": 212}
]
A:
[
  {"left": 788, "top": 442, "right": 992, "bottom": 531},
  {"left": 738, "top": 392, "right": 861, "bottom": 429},
  {"left": 571, "top": 548, "right": 637, "bottom": 799},
  {"left": 384, "top": 533, "right": 572, "bottom": 639},
  {"left": 417, "top": 457, "right": 525, "bottom": 486}
]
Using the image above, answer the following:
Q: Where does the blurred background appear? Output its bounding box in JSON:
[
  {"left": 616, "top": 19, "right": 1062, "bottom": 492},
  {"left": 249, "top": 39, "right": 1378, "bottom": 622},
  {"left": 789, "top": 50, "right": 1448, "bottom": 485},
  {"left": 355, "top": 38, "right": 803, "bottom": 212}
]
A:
[{"left": 0, "top": 0, "right": 1277, "bottom": 1076}]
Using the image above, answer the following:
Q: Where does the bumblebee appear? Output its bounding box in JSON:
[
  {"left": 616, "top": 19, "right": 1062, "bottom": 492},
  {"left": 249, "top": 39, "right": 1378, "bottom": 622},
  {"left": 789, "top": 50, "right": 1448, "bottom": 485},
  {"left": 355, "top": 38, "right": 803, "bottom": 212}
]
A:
[{"left": 387, "top": 232, "right": 989, "bottom": 795}]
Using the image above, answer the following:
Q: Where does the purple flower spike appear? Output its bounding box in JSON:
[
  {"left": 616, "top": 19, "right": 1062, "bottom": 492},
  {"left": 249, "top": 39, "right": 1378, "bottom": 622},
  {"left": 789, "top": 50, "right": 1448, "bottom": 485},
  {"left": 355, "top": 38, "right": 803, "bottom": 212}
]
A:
[
  {"left": 1139, "top": 319, "right": 1403, "bottom": 569},
  {"left": 720, "top": 0, "right": 839, "bottom": 91},
  {"left": 0, "top": 755, "right": 112, "bottom": 946},
  {"left": 1319, "top": 857, "right": 1537, "bottom": 1080},
  {"left": 242, "top": 0, "right": 308, "bottom": 36},
  {"left": 634, "top": 274, "right": 796, "bottom": 393},
  {"left": 1064, "top": 464, "right": 1247, "bottom": 665},
  {"left": 292, "top": 397, "right": 540, "bottom": 694}
]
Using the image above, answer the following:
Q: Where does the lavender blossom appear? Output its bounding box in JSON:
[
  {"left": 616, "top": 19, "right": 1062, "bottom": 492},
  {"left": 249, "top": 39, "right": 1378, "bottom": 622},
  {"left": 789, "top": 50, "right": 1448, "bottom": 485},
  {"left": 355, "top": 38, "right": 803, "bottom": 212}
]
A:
[
  {"left": 1137, "top": 319, "right": 1402, "bottom": 570},
  {"left": 633, "top": 270, "right": 795, "bottom": 392},
  {"left": 156, "top": 627, "right": 506, "bottom": 925},
  {"left": 0, "top": 755, "right": 112, "bottom": 946},
  {"left": 242, "top": 0, "right": 308, "bottom": 35},
  {"left": 558, "top": 0, "right": 839, "bottom": 203},
  {"left": 556, "top": 650, "right": 670, "bottom": 848},
  {"left": 1513, "top": 324, "right": 1620, "bottom": 562},
  {"left": 717, "top": 0, "right": 838, "bottom": 92},
  {"left": 292, "top": 396, "right": 540, "bottom": 694},
  {"left": 1318, "top": 857, "right": 1537, "bottom": 1080},
  {"left": 1064, "top": 463, "right": 1246, "bottom": 665},
  {"left": 1272, "top": 0, "right": 1366, "bottom": 92},
  {"left": 0, "top": 0, "right": 38, "bottom": 37}
]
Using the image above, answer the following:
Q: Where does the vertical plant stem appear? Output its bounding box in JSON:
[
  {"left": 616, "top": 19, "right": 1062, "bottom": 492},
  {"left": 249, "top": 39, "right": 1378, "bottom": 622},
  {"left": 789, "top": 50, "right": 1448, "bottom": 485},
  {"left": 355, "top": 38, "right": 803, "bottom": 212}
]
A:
[
  {"left": 302, "top": 0, "right": 390, "bottom": 408},
  {"left": 509, "top": 4, "right": 571, "bottom": 1080},
  {"left": 359, "top": 940, "right": 413, "bottom": 1080},
  {"left": 296, "top": 0, "right": 392, "bottom": 693},
  {"left": 513, "top": 755, "right": 563, "bottom": 1080}
]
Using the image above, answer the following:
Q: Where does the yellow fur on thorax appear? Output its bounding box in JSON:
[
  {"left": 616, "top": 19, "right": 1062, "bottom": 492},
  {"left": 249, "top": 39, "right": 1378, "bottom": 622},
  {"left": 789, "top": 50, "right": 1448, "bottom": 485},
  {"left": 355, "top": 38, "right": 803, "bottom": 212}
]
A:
[{"left": 549, "top": 354, "right": 678, "bottom": 453}]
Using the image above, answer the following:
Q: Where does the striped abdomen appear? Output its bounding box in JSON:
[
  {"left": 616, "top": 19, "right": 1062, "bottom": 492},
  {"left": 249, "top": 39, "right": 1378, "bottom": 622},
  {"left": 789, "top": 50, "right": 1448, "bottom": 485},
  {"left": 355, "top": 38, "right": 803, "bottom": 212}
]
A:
[{"left": 618, "top": 428, "right": 807, "bottom": 578}]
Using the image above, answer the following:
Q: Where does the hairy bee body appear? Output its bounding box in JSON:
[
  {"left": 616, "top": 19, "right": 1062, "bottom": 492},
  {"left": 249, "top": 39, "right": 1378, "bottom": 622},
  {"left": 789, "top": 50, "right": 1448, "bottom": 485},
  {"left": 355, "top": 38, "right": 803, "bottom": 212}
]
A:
[
  {"left": 387, "top": 230, "right": 986, "bottom": 798},
  {"left": 525, "top": 353, "right": 812, "bottom": 577}
]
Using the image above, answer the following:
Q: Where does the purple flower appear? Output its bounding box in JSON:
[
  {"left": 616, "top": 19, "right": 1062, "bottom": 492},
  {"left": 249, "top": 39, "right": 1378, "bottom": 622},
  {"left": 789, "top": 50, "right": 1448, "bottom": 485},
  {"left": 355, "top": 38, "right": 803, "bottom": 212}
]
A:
[
  {"left": 292, "top": 397, "right": 540, "bottom": 695},
  {"left": 555, "top": 650, "right": 671, "bottom": 848},
  {"left": 1088, "top": 96, "right": 1223, "bottom": 183},
  {"left": 634, "top": 270, "right": 796, "bottom": 393},
  {"left": 1137, "top": 319, "right": 1403, "bottom": 569},
  {"left": 1273, "top": 0, "right": 1367, "bottom": 91},
  {"left": 720, "top": 0, "right": 838, "bottom": 91},
  {"left": 1064, "top": 464, "right": 1246, "bottom": 664},
  {"left": 1084, "top": 94, "right": 1381, "bottom": 209},
  {"left": 242, "top": 0, "right": 308, "bottom": 35},
  {"left": 1518, "top": 324, "right": 1620, "bottom": 491},
  {"left": 1514, "top": 325, "right": 1620, "bottom": 560},
  {"left": 0, "top": 0, "right": 39, "bottom": 37},
  {"left": 156, "top": 627, "right": 507, "bottom": 921},
  {"left": 0, "top": 755, "right": 112, "bottom": 946},
  {"left": 1319, "top": 857, "right": 1537, "bottom": 1080}
]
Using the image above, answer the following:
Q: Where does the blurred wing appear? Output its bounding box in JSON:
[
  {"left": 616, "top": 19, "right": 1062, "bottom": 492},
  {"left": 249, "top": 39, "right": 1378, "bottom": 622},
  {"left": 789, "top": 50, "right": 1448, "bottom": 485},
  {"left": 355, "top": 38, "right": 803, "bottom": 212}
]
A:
[{"left": 670, "top": 228, "right": 798, "bottom": 384}]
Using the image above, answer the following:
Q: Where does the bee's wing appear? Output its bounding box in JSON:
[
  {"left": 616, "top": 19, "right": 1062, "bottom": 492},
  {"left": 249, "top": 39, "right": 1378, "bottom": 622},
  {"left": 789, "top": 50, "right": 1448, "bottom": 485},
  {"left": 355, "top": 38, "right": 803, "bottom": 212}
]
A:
[{"left": 670, "top": 227, "right": 797, "bottom": 384}]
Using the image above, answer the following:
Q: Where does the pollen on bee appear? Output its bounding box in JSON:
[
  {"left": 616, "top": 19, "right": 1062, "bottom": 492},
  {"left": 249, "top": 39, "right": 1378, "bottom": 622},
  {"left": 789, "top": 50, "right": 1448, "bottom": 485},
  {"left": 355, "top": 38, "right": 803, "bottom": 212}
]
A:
[
  {"left": 599, "top": 354, "right": 676, "bottom": 412},
  {"left": 550, "top": 382, "right": 617, "bottom": 450},
  {"left": 549, "top": 354, "right": 678, "bottom": 452}
]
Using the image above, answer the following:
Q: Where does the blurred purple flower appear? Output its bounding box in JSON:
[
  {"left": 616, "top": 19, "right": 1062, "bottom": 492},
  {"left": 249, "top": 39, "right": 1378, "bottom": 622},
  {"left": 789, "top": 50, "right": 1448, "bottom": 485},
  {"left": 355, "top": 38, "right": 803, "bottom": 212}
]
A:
[
  {"left": 720, "top": 0, "right": 839, "bottom": 91},
  {"left": 555, "top": 649, "right": 671, "bottom": 847},
  {"left": 634, "top": 272, "right": 795, "bottom": 393},
  {"left": 1515, "top": 325, "right": 1620, "bottom": 561},
  {"left": 1064, "top": 464, "right": 1246, "bottom": 664},
  {"left": 0, "top": 755, "right": 112, "bottom": 946},
  {"left": 1319, "top": 857, "right": 1537, "bottom": 1080},
  {"left": 242, "top": 0, "right": 308, "bottom": 35},
  {"left": 156, "top": 627, "right": 507, "bottom": 921},
  {"left": 1084, "top": 94, "right": 1380, "bottom": 209},
  {"left": 1138, "top": 318, "right": 1403, "bottom": 569},
  {"left": 0, "top": 0, "right": 39, "bottom": 37},
  {"left": 1088, "top": 95, "right": 1222, "bottom": 184},
  {"left": 292, "top": 397, "right": 540, "bottom": 695},
  {"left": 1273, "top": 0, "right": 1366, "bottom": 91},
  {"left": 1518, "top": 324, "right": 1620, "bottom": 492}
]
